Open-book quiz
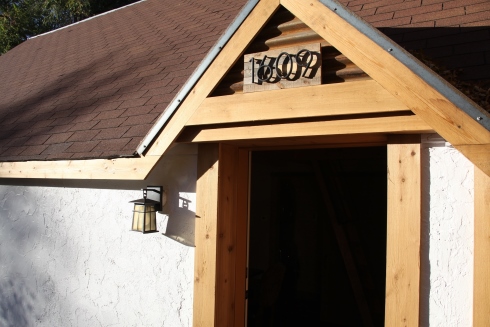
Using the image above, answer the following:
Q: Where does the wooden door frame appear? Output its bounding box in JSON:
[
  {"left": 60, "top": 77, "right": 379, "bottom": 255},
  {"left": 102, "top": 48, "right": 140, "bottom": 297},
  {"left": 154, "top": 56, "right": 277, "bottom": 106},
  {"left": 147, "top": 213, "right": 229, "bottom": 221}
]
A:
[{"left": 194, "top": 136, "right": 423, "bottom": 327}]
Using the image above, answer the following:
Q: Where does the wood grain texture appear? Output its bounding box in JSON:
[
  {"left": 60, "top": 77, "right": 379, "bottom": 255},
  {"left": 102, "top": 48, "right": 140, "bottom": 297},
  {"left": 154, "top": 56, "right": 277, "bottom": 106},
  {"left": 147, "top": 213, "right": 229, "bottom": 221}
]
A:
[
  {"left": 234, "top": 149, "right": 249, "bottom": 327},
  {"left": 0, "top": 156, "right": 158, "bottom": 180},
  {"left": 243, "top": 43, "right": 321, "bottom": 92},
  {"left": 474, "top": 166, "right": 490, "bottom": 326},
  {"left": 215, "top": 144, "right": 239, "bottom": 327},
  {"left": 455, "top": 144, "right": 490, "bottom": 177},
  {"left": 187, "top": 80, "right": 409, "bottom": 126},
  {"left": 194, "top": 144, "right": 220, "bottom": 327},
  {"left": 280, "top": 0, "right": 490, "bottom": 146},
  {"left": 179, "top": 116, "right": 433, "bottom": 143},
  {"left": 385, "top": 136, "right": 421, "bottom": 327}
]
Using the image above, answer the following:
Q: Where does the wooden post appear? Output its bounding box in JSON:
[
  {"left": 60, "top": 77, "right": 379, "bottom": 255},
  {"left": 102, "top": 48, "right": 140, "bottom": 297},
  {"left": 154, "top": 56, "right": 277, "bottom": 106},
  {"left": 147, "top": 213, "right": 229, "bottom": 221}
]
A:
[
  {"left": 385, "top": 135, "right": 421, "bottom": 326},
  {"left": 194, "top": 144, "right": 249, "bottom": 327},
  {"left": 474, "top": 166, "right": 490, "bottom": 326},
  {"left": 194, "top": 144, "right": 220, "bottom": 327}
]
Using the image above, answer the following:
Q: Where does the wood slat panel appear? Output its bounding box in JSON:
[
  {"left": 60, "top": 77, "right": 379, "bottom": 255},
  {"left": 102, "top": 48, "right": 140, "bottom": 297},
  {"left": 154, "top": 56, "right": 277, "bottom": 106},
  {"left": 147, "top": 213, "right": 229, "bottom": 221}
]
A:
[
  {"left": 385, "top": 135, "right": 421, "bottom": 327},
  {"left": 189, "top": 80, "right": 409, "bottom": 126},
  {"left": 179, "top": 116, "right": 433, "bottom": 143},
  {"left": 474, "top": 166, "right": 490, "bottom": 326},
  {"left": 281, "top": 0, "right": 490, "bottom": 146}
]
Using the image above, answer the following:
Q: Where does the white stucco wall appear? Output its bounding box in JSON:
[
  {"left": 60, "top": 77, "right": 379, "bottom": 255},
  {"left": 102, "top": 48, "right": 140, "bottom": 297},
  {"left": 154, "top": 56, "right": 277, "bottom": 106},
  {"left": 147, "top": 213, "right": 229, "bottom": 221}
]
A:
[
  {"left": 0, "top": 139, "right": 476, "bottom": 326},
  {"left": 421, "top": 134, "right": 474, "bottom": 327},
  {"left": 0, "top": 144, "right": 197, "bottom": 327}
]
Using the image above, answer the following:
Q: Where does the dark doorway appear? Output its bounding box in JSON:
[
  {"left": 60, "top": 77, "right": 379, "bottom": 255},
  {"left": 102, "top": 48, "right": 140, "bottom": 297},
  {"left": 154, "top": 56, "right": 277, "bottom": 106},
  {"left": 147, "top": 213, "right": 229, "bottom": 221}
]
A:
[{"left": 247, "top": 147, "right": 387, "bottom": 327}]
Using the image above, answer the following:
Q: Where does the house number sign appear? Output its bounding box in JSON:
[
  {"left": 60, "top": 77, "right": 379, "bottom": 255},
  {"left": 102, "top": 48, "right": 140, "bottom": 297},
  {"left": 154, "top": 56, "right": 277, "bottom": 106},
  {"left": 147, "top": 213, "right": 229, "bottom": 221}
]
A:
[{"left": 243, "top": 43, "right": 321, "bottom": 93}]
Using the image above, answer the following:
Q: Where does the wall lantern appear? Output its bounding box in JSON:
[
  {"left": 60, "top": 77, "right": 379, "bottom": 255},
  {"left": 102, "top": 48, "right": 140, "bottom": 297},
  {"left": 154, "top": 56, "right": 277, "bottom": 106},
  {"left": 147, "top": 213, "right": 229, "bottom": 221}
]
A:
[{"left": 130, "top": 186, "right": 165, "bottom": 234}]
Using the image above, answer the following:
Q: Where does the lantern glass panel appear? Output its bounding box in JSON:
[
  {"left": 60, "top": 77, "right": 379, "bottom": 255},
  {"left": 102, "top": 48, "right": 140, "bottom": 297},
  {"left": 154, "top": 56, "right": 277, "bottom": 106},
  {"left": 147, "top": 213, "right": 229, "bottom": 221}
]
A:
[{"left": 132, "top": 204, "right": 158, "bottom": 233}]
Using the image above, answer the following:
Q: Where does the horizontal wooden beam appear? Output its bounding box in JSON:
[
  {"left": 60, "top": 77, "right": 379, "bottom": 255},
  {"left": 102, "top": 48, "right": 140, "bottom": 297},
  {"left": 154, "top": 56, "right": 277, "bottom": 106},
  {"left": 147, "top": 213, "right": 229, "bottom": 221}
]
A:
[
  {"left": 178, "top": 115, "right": 433, "bottom": 143},
  {"left": 187, "top": 80, "right": 409, "bottom": 126},
  {"left": 218, "top": 133, "right": 389, "bottom": 149},
  {"left": 0, "top": 156, "right": 159, "bottom": 180},
  {"left": 281, "top": 0, "right": 490, "bottom": 146}
]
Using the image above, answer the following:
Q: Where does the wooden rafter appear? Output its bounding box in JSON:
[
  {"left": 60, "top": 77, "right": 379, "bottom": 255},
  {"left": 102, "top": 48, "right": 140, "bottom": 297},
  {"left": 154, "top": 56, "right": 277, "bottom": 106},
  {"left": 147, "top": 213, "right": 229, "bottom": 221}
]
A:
[{"left": 144, "top": 0, "right": 281, "bottom": 157}]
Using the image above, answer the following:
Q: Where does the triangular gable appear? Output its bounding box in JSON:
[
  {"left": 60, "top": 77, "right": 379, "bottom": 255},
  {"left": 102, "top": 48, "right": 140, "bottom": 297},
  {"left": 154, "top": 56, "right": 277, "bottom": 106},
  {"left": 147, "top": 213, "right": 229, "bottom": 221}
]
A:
[
  {"left": 280, "top": 0, "right": 490, "bottom": 173},
  {"left": 1, "top": 0, "right": 488, "bottom": 179},
  {"left": 162, "top": 0, "right": 488, "bottom": 175}
]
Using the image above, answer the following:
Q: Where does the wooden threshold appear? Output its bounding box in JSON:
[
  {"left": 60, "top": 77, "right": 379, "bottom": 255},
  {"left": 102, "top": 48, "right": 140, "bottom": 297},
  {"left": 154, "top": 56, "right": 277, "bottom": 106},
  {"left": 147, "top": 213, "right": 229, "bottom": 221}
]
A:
[
  {"left": 187, "top": 80, "right": 409, "bottom": 126},
  {"left": 178, "top": 115, "right": 433, "bottom": 143}
]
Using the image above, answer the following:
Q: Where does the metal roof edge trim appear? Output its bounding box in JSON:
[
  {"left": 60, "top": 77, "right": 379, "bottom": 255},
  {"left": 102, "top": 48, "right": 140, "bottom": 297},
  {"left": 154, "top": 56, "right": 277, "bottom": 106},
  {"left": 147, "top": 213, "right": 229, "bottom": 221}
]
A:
[
  {"left": 319, "top": 0, "right": 490, "bottom": 132},
  {"left": 136, "top": 0, "right": 260, "bottom": 155},
  {"left": 29, "top": 0, "right": 147, "bottom": 40}
]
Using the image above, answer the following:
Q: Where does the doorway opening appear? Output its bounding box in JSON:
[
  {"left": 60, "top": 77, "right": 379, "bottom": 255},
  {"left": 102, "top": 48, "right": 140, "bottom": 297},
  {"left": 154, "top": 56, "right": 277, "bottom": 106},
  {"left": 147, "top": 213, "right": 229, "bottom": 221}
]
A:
[{"left": 247, "top": 146, "right": 387, "bottom": 327}]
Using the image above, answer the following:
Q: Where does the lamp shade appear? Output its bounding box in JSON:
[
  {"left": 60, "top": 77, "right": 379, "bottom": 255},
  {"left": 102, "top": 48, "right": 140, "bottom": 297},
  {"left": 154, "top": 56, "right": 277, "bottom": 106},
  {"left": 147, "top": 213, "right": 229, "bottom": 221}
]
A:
[{"left": 129, "top": 186, "right": 163, "bottom": 234}]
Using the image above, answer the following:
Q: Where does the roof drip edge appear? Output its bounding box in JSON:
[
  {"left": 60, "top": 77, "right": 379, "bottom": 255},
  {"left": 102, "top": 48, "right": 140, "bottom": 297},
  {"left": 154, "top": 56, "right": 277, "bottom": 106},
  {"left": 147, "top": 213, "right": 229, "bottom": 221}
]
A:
[
  {"left": 319, "top": 0, "right": 490, "bottom": 132},
  {"left": 136, "top": 0, "right": 260, "bottom": 155}
]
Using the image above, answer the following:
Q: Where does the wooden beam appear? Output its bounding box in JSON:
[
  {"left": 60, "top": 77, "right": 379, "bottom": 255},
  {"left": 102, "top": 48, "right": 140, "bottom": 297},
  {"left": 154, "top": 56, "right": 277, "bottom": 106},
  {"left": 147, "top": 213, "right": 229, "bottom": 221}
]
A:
[
  {"left": 194, "top": 144, "right": 220, "bottom": 327},
  {"left": 194, "top": 144, "right": 249, "bottom": 327},
  {"left": 222, "top": 133, "right": 388, "bottom": 149},
  {"left": 145, "top": 0, "right": 281, "bottom": 161},
  {"left": 0, "top": 156, "right": 158, "bottom": 180},
  {"left": 234, "top": 149, "right": 249, "bottom": 327},
  {"left": 215, "top": 145, "right": 249, "bottom": 327},
  {"left": 474, "top": 166, "right": 490, "bottom": 326},
  {"left": 385, "top": 135, "right": 421, "bottom": 326},
  {"left": 215, "top": 144, "right": 239, "bottom": 327},
  {"left": 455, "top": 144, "right": 490, "bottom": 177},
  {"left": 188, "top": 80, "right": 409, "bottom": 126},
  {"left": 178, "top": 115, "right": 433, "bottom": 143},
  {"left": 280, "top": 0, "right": 490, "bottom": 147}
]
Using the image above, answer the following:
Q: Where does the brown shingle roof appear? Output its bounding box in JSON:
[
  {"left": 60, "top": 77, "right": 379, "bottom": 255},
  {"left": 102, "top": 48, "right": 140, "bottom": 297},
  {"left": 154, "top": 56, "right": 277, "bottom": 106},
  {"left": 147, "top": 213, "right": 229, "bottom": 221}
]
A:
[
  {"left": 0, "top": 0, "right": 246, "bottom": 161},
  {"left": 339, "top": 0, "right": 490, "bottom": 82},
  {"left": 0, "top": 0, "right": 488, "bottom": 163}
]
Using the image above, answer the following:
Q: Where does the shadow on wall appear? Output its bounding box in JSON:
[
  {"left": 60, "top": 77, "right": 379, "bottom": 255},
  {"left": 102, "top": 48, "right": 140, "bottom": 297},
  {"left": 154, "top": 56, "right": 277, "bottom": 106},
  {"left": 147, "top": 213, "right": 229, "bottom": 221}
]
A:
[
  {"left": 0, "top": 187, "right": 54, "bottom": 326},
  {"left": 163, "top": 194, "right": 196, "bottom": 247}
]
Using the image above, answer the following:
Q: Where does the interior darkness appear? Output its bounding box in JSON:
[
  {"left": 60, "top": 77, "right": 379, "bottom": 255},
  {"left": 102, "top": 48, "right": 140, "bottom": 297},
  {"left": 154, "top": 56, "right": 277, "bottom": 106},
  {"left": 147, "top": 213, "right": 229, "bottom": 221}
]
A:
[{"left": 247, "top": 147, "right": 387, "bottom": 327}]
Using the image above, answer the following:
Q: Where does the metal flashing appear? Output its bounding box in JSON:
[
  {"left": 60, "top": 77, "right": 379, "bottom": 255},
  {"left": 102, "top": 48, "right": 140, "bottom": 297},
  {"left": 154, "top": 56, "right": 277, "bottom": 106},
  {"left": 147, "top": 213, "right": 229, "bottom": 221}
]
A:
[
  {"left": 136, "top": 0, "right": 260, "bottom": 155},
  {"left": 319, "top": 0, "right": 490, "bottom": 132}
]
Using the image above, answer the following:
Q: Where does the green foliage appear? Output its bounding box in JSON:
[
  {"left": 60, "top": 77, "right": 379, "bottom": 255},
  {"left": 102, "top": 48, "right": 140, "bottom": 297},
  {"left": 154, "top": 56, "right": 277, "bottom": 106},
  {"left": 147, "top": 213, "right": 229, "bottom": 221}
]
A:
[{"left": 0, "top": 0, "right": 138, "bottom": 54}]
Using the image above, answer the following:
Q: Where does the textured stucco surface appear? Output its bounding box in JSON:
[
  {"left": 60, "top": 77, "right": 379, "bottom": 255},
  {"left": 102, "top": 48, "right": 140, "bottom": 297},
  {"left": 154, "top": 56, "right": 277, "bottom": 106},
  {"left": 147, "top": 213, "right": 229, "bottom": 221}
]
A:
[
  {"left": 421, "top": 135, "right": 474, "bottom": 327},
  {"left": 0, "top": 144, "right": 197, "bottom": 327},
  {"left": 0, "top": 139, "right": 476, "bottom": 326}
]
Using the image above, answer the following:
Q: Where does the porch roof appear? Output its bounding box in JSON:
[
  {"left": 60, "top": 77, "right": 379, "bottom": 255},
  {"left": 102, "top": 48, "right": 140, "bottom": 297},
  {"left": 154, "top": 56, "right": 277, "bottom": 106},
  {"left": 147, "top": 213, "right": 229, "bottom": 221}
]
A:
[{"left": 0, "top": 0, "right": 488, "bottom": 179}]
